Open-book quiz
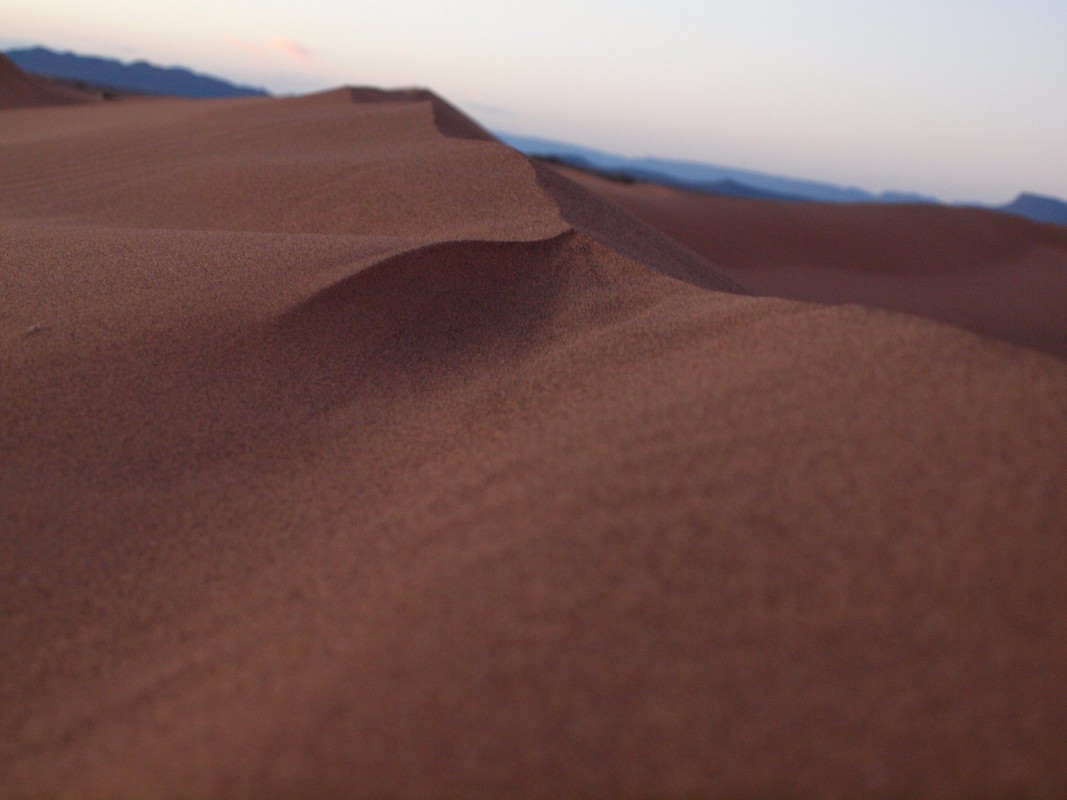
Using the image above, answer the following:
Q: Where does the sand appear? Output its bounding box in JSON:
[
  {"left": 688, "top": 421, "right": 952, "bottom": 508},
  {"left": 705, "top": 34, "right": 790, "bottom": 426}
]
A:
[
  {"left": 2, "top": 61, "right": 1067, "bottom": 799},
  {"left": 0, "top": 54, "right": 101, "bottom": 108},
  {"left": 555, "top": 165, "right": 1067, "bottom": 359}
]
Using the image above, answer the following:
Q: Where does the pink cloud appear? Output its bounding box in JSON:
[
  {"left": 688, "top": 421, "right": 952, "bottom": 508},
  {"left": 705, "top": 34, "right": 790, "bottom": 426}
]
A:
[{"left": 270, "top": 36, "right": 312, "bottom": 63}]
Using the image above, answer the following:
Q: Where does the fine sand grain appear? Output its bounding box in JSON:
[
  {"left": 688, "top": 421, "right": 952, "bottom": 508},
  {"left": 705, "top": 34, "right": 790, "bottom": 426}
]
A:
[{"left": 3, "top": 72, "right": 1067, "bottom": 799}]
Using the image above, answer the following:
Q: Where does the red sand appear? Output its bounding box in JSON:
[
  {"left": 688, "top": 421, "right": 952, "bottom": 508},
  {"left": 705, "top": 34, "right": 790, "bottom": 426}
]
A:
[
  {"left": 0, "top": 54, "right": 101, "bottom": 108},
  {"left": 2, "top": 78, "right": 1067, "bottom": 799},
  {"left": 555, "top": 165, "right": 1067, "bottom": 359}
]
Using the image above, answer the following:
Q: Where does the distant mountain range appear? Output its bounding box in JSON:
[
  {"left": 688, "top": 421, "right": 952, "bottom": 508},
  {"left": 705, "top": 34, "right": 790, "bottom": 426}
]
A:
[
  {"left": 999, "top": 193, "right": 1067, "bottom": 226},
  {"left": 4, "top": 46, "right": 268, "bottom": 99},
  {"left": 497, "top": 132, "right": 1067, "bottom": 227},
  {"left": 497, "top": 133, "right": 939, "bottom": 205}
]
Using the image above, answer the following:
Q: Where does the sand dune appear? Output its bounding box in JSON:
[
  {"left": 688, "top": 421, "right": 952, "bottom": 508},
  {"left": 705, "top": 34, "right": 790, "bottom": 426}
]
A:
[
  {"left": 556, "top": 165, "right": 1067, "bottom": 358},
  {"left": 2, "top": 77, "right": 1067, "bottom": 799},
  {"left": 0, "top": 53, "right": 101, "bottom": 108}
]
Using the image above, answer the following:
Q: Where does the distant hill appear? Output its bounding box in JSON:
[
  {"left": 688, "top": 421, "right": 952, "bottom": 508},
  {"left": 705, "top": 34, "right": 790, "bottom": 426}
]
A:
[
  {"left": 530, "top": 151, "right": 814, "bottom": 202},
  {"left": 4, "top": 46, "right": 268, "bottom": 99},
  {"left": 497, "top": 132, "right": 940, "bottom": 206},
  {"left": 998, "top": 193, "right": 1067, "bottom": 227},
  {"left": 699, "top": 178, "right": 814, "bottom": 203},
  {"left": 500, "top": 132, "right": 1067, "bottom": 227}
]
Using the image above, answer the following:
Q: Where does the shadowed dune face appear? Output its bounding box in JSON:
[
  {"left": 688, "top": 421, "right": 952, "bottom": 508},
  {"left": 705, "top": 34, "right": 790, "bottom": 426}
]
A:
[
  {"left": 532, "top": 161, "right": 748, "bottom": 294},
  {"left": 274, "top": 232, "right": 668, "bottom": 394},
  {"left": 556, "top": 165, "right": 1067, "bottom": 358},
  {"left": 0, "top": 53, "right": 100, "bottom": 108},
  {"left": 3, "top": 82, "right": 1067, "bottom": 799}
]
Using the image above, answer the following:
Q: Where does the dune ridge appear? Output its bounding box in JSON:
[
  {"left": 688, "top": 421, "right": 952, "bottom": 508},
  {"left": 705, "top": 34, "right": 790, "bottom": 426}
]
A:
[{"left": 3, "top": 75, "right": 1067, "bottom": 799}]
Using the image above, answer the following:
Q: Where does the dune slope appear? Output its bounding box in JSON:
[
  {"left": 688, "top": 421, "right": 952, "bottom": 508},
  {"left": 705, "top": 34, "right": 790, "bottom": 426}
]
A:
[
  {"left": 0, "top": 53, "right": 100, "bottom": 108},
  {"left": 555, "top": 165, "right": 1067, "bottom": 358},
  {"left": 2, "top": 84, "right": 1067, "bottom": 799}
]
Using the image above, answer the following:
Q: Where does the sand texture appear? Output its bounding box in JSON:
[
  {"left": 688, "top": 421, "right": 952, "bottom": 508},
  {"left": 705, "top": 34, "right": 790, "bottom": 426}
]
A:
[
  {"left": 3, "top": 69, "right": 1067, "bottom": 799},
  {"left": 555, "top": 165, "right": 1067, "bottom": 360}
]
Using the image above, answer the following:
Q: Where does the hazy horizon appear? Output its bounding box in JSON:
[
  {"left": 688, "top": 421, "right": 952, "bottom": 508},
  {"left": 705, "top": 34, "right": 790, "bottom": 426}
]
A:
[{"left": 3, "top": 0, "right": 1065, "bottom": 205}]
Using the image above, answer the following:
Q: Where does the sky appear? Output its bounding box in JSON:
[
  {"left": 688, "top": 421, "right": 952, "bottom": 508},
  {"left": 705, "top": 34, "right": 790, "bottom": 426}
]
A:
[{"left": 3, "top": 0, "right": 1066, "bottom": 204}]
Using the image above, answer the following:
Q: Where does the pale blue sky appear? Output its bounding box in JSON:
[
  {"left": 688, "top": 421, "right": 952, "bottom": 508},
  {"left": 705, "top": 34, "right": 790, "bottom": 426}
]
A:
[{"left": 4, "top": 0, "right": 1066, "bottom": 203}]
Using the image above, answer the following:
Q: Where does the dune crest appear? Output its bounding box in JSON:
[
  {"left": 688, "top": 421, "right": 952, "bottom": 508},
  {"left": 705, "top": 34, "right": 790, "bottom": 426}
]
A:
[
  {"left": 2, "top": 84, "right": 1067, "bottom": 799},
  {"left": 285, "top": 84, "right": 496, "bottom": 141}
]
